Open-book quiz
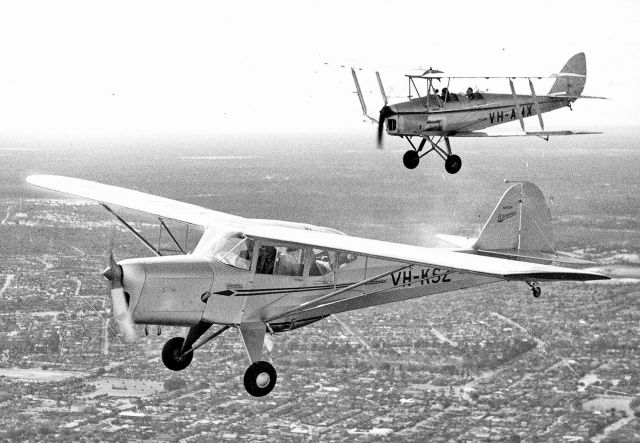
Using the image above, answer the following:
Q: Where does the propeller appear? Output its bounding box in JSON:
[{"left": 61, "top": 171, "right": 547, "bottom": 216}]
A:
[
  {"left": 103, "top": 252, "right": 137, "bottom": 342},
  {"left": 377, "top": 106, "right": 395, "bottom": 148}
]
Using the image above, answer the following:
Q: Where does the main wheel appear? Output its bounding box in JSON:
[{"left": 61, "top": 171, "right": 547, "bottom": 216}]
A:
[
  {"left": 532, "top": 287, "right": 542, "bottom": 298},
  {"left": 444, "top": 154, "right": 462, "bottom": 174},
  {"left": 243, "top": 361, "right": 277, "bottom": 397},
  {"left": 402, "top": 150, "right": 420, "bottom": 169},
  {"left": 162, "top": 337, "right": 193, "bottom": 371}
]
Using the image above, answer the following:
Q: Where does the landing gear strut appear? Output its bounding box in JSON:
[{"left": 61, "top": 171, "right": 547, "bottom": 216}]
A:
[
  {"left": 403, "top": 136, "right": 462, "bottom": 174},
  {"left": 161, "top": 322, "right": 230, "bottom": 371},
  {"left": 526, "top": 281, "right": 542, "bottom": 298},
  {"left": 159, "top": 323, "right": 278, "bottom": 397}
]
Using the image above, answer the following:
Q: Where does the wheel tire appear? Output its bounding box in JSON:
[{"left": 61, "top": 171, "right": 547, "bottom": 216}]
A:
[
  {"left": 444, "top": 154, "right": 462, "bottom": 174},
  {"left": 533, "top": 287, "right": 542, "bottom": 298},
  {"left": 402, "top": 150, "right": 420, "bottom": 169},
  {"left": 162, "top": 337, "right": 193, "bottom": 371},
  {"left": 243, "top": 361, "right": 277, "bottom": 397}
]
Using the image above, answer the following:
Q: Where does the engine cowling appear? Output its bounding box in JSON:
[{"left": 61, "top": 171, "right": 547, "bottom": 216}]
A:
[{"left": 120, "top": 255, "right": 214, "bottom": 326}]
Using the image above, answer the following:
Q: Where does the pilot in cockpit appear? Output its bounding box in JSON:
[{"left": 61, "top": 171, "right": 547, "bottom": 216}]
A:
[{"left": 466, "top": 87, "right": 475, "bottom": 100}]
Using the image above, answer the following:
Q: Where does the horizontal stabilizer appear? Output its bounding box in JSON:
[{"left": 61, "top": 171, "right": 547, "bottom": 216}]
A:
[{"left": 547, "top": 93, "right": 607, "bottom": 99}]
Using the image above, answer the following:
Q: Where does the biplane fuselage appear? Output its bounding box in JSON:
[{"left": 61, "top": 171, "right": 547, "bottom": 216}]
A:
[
  {"left": 352, "top": 53, "right": 598, "bottom": 172},
  {"left": 386, "top": 93, "right": 573, "bottom": 136}
]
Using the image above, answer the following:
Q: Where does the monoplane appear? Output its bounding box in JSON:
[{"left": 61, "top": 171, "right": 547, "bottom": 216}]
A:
[
  {"left": 352, "top": 53, "right": 602, "bottom": 172},
  {"left": 27, "top": 176, "right": 608, "bottom": 396}
]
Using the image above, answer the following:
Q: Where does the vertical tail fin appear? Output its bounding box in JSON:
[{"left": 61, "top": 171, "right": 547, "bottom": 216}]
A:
[
  {"left": 548, "top": 52, "right": 586, "bottom": 96},
  {"left": 473, "top": 182, "right": 555, "bottom": 254}
]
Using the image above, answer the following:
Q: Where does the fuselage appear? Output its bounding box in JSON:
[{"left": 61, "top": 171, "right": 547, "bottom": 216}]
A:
[
  {"left": 385, "top": 92, "right": 573, "bottom": 136},
  {"left": 118, "top": 223, "right": 499, "bottom": 330}
]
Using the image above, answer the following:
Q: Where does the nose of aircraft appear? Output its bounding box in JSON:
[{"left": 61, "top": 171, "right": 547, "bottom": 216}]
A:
[
  {"left": 377, "top": 105, "right": 396, "bottom": 148},
  {"left": 102, "top": 252, "right": 137, "bottom": 341},
  {"left": 117, "top": 255, "right": 215, "bottom": 326}
]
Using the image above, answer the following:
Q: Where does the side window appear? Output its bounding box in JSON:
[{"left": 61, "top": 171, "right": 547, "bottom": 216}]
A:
[
  {"left": 309, "top": 249, "right": 332, "bottom": 276},
  {"left": 309, "top": 249, "right": 358, "bottom": 276},
  {"left": 257, "top": 245, "right": 305, "bottom": 277}
]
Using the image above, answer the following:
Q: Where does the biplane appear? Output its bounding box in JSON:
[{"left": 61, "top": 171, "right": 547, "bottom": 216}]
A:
[
  {"left": 352, "top": 53, "right": 602, "bottom": 172},
  {"left": 27, "top": 175, "right": 608, "bottom": 396}
]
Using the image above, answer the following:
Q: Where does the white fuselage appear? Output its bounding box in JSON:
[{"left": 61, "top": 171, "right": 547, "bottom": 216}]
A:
[{"left": 119, "top": 224, "right": 500, "bottom": 329}]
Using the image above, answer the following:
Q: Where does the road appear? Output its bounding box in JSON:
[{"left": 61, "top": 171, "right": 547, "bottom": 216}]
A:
[
  {"left": 0, "top": 206, "right": 12, "bottom": 225},
  {"left": 0, "top": 274, "right": 14, "bottom": 297},
  {"left": 490, "top": 311, "right": 548, "bottom": 349}
]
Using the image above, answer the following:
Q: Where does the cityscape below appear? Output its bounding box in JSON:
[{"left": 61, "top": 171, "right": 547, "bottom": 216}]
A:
[{"left": 1, "top": 128, "right": 639, "bottom": 441}]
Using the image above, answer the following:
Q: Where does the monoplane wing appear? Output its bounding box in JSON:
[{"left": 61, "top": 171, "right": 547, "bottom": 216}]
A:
[
  {"left": 242, "top": 224, "right": 608, "bottom": 282},
  {"left": 26, "top": 175, "right": 240, "bottom": 226}
]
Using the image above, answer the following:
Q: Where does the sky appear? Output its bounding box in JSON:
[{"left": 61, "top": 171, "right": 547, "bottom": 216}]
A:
[{"left": 0, "top": 0, "right": 638, "bottom": 139}]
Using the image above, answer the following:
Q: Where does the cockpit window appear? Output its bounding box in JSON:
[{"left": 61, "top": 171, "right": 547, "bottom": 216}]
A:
[
  {"left": 309, "top": 249, "right": 358, "bottom": 276},
  {"left": 213, "top": 234, "right": 254, "bottom": 271},
  {"left": 309, "top": 249, "right": 332, "bottom": 276},
  {"left": 257, "top": 245, "right": 305, "bottom": 276}
]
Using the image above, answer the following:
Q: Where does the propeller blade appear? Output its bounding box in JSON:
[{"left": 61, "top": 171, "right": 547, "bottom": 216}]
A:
[
  {"left": 111, "top": 286, "right": 137, "bottom": 342},
  {"left": 377, "top": 106, "right": 394, "bottom": 149},
  {"left": 103, "top": 251, "right": 136, "bottom": 342},
  {"left": 377, "top": 118, "right": 385, "bottom": 149}
]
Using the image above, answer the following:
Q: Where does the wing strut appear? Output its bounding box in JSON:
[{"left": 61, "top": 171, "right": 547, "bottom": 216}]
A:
[
  {"left": 101, "top": 204, "right": 162, "bottom": 256},
  {"left": 375, "top": 71, "right": 388, "bottom": 105},
  {"left": 509, "top": 78, "right": 525, "bottom": 131},
  {"left": 264, "top": 264, "right": 409, "bottom": 323},
  {"left": 528, "top": 79, "right": 545, "bottom": 130},
  {"left": 158, "top": 218, "right": 186, "bottom": 254},
  {"left": 351, "top": 68, "right": 378, "bottom": 123}
]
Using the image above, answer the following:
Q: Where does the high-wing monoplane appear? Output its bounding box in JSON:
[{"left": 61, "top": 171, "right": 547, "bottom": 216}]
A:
[
  {"left": 352, "top": 53, "right": 602, "bottom": 172},
  {"left": 27, "top": 176, "right": 608, "bottom": 396}
]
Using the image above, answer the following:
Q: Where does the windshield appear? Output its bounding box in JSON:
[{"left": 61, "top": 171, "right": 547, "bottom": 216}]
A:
[{"left": 213, "top": 234, "right": 254, "bottom": 271}]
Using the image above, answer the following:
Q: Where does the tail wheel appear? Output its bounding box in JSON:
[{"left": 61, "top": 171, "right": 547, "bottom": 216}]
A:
[
  {"left": 162, "top": 337, "right": 193, "bottom": 371},
  {"left": 243, "top": 361, "right": 277, "bottom": 397},
  {"left": 444, "top": 155, "right": 462, "bottom": 174},
  {"left": 403, "top": 150, "right": 420, "bottom": 169}
]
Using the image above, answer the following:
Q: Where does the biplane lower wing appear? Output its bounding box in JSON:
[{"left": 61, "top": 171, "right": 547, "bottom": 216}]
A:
[{"left": 450, "top": 130, "right": 601, "bottom": 137}]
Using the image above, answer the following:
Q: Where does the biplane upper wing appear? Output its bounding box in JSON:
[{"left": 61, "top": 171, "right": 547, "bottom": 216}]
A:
[
  {"left": 242, "top": 224, "right": 608, "bottom": 282},
  {"left": 26, "top": 175, "right": 241, "bottom": 226},
  {"left": 407, "top": 73, "right": 586, "bottom": 80}
]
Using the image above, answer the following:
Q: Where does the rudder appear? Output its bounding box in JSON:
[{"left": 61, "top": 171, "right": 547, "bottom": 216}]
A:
[
  {"left": 548, "top": 52, "right": 586, "bottom": 96},
  {"left": 473, "top": 182, "right": 555, "bottom": 254}
]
